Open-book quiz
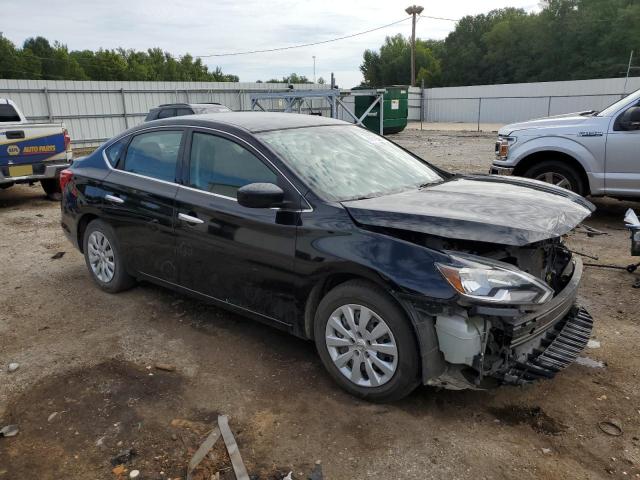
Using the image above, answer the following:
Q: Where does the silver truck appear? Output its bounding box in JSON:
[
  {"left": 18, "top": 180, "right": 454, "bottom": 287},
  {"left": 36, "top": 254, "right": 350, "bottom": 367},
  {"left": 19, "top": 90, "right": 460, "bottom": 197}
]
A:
[
  {"left": 0, "top": 98, "right": 72, "bottom": 198},
  {"left": 491, "top": 88, "right": 640, "bottom": 198}
]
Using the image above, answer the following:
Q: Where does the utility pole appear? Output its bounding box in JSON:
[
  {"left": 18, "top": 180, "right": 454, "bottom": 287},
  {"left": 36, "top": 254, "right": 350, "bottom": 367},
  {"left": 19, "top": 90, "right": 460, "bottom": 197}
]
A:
[
  {"left": 405, "top": 5, "right": 424, "bottom": 87},
  {"left": 312, "top": 56, "right": 316, "bottom": 83}
]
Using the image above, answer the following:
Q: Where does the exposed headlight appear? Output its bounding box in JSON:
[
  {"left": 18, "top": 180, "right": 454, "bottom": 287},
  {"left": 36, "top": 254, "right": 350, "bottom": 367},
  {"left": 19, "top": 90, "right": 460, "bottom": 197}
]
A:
[{"left": 436, "top": 253, "right": 553, "bottom": 305}]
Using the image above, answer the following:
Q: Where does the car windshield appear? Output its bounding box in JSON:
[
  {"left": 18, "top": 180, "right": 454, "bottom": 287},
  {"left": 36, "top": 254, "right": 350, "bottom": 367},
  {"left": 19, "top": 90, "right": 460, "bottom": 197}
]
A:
[
  {"left": 258, "top": 125, "right": 442, "bottom": 202},
  {"left": 598, "top": 88, "right": 640, "bottom": 117}
]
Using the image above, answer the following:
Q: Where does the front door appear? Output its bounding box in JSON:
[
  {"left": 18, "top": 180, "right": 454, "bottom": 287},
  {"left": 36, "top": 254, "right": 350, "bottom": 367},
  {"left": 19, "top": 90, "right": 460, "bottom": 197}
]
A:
[
  {"left": 174, "top": 130, "right": 300, "bottom": 325},
  {"left": 605, "top": 102, "right": 640, "bottom": 196},
  {"left": 101, "top": 128, "right": 185, "bottom": 282}
]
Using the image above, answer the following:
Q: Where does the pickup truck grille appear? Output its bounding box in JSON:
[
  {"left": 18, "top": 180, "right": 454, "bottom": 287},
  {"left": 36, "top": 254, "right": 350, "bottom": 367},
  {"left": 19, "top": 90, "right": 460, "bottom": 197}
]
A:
[{"left": 503, "top": 307, "right": 592, "bottom": 384}]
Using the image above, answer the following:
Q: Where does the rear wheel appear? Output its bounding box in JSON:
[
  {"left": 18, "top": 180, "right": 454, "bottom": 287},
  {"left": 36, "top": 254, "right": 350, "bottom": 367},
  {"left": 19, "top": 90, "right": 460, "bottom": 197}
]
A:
[
  {"left": 40, "top": 178, "right": 61, "bottom": 200},
  {"left": 314, "top": 280, "right": 420, "bottom": 402},
  {"left": 83, "top": 220, "right": 135, "bottom": 293},
  {"left": 523, "top": 160, "right": 586, "bottom": 196}
]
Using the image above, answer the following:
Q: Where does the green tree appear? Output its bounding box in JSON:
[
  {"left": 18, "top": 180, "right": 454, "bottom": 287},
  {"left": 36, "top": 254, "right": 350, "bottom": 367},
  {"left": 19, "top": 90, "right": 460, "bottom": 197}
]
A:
[
  {"left": 0, "top": 36, "right": 238, "bottom": 82},
  {"left": 360, "top": 34, "right": 441, "bottom": 87},
  {"left": 263, "top": 74, "right": 312, "bottom": 84},
  {"left": 0, "top": 36, "right": 21, "bottom": 78},
  {"left": 361, "top": 0, "right": 640, "bottom": 87}
]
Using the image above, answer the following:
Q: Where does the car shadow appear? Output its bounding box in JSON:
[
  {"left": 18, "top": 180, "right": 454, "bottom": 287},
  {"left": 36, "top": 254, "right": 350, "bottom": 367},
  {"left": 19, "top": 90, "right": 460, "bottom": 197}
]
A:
[{"left": 0, "top": 184, "right": 52, "bottom": 209}]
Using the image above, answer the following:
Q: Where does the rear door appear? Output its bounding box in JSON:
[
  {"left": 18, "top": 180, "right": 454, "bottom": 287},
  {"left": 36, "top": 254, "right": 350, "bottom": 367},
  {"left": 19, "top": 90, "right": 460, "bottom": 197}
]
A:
[
  {"left": 605, "top": 101, "right": 640, "bottom": 196},
  {"left": 100, "top": 128, "right": 185, "bottom": 282},
  {"left": 174, "top": 129, "right": 301, "bottom": 325}
]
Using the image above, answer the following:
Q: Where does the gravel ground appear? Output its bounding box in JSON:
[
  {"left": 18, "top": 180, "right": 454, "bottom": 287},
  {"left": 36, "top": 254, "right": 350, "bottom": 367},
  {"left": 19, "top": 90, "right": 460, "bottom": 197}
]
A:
[{"left": 1, "top": 129, "right": 639, "bottom": 480}]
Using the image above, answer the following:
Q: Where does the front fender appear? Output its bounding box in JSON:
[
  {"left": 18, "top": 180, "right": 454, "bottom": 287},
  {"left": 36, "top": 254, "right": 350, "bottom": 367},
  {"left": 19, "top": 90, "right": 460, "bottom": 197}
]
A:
[
  {"left": 510, "top": 136, "right": 598, "bottom": 173},
  {"left": 498, "top": 135, "right": 604, "bottom": 194},
  {"left": 307, "top": 228, "right": 457, "bottom": 301},
  {"left": 295, "top": 222, "right": 454, "bottom": 383}
]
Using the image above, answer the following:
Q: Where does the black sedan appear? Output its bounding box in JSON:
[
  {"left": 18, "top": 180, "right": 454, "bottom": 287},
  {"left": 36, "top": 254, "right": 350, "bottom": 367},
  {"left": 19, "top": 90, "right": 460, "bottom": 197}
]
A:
[{"left": 61, "top": 112, "right": 595, "bottom": 401}]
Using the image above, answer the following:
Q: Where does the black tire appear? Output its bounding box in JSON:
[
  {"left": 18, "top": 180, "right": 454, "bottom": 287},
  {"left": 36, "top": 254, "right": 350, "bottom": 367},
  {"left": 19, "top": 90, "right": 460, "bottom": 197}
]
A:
[
  {"left": 523, "top": 160, "right": 586, "bottom": 196},
  {"left": 40, "top": 178, "right": 61, "bottom": 200},
  {"left": 314, "top": 280, "right": 420, "bottom": 402},
  {"left": 83, "top": 219, "right": 136, "bottom": 293}
]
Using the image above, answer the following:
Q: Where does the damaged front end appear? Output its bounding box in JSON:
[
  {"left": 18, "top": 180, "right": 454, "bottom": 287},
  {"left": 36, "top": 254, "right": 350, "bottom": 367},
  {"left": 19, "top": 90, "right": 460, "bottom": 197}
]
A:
[
  {"left": 405, "top": 237, "right": 593, "bottom": 390},
  {"left": 342, "top": 175, "right": 596, "bottom": 390}
]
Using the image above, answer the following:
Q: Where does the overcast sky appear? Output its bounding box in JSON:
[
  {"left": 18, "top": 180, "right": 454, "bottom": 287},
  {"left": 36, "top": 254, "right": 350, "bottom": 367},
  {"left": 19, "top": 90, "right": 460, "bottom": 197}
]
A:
[{"left": 3, "top": 0, "right": 540, "bottom": 86}]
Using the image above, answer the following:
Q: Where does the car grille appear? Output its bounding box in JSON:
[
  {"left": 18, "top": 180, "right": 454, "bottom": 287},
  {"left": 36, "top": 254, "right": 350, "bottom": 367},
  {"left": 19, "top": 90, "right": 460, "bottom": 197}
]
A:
[{"left": 503, "top": 307, "right": 593, "bottom": 384}]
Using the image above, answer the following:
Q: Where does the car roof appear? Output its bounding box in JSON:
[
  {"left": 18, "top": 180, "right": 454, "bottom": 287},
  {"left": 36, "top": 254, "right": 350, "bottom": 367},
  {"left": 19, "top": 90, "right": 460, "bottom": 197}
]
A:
[
  {"left": 147, "top": 112, "right": 350, "bottom": 133},
  {"left": 155, "top": 103, "right": 225, "bottom": 108}
]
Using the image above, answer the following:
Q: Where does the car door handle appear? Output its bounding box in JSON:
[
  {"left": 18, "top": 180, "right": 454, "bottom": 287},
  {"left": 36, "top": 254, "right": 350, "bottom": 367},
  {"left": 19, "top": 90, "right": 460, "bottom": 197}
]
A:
[
  {"left": 105, "top": 194, "right": 124, "bottom": 204},
  {"left": 178, "top": 212, "right": 204, "bottom": 225}
]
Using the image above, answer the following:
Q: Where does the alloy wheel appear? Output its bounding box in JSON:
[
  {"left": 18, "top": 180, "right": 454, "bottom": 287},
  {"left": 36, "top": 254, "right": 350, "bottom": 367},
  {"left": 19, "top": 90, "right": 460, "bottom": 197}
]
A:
[
  {"left": 324, "top": 304, "right": 398, "bottom": 387},
  {"left": 535, "top": 171, "right": 572, "bottom": 190},
  {"left": 87, "top": 231, "right": 115, "bottom": 283}
]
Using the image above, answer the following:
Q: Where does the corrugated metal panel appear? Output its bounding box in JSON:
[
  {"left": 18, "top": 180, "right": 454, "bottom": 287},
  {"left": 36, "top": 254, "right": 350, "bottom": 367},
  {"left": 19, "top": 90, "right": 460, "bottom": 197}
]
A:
[
  {"left": 0, "top": 80, "right": 332, "bottom": 144},
  {"left": 2, "top": 77, "right": 640, "bottom": 143},
  {"left": 421, "top": 77, "right": 640, "bottom": 124}
]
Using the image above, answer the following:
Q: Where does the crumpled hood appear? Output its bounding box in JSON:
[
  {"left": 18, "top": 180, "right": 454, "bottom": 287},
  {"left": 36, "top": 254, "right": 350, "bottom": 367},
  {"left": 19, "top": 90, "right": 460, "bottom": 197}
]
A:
[
  {"left": 342, "top": 175, "right": 595, "bottom": 246},
  {"left": 499, "top": 112, "right": 593, "bottom": 135}
]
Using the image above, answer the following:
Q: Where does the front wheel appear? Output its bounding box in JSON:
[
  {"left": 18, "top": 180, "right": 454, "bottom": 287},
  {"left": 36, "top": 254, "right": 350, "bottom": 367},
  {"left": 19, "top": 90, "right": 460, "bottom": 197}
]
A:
[
  {"left": 314, "top": 280, "right": 420, "bottom": 402},
  {"left": 83, "top": 219, "right": 136, "bottom": 293},
  {"left": 523, "top": 160, "right": 586, "bottom": 196}
]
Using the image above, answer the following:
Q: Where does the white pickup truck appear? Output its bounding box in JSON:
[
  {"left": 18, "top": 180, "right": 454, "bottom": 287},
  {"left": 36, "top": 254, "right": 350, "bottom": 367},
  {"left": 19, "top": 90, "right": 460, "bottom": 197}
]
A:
[
  {"left": 491, "top": 88, "right": 640, "bottom": 198},
  {"left": 0, "top": 98, "right": 72, "bottom": 198}
]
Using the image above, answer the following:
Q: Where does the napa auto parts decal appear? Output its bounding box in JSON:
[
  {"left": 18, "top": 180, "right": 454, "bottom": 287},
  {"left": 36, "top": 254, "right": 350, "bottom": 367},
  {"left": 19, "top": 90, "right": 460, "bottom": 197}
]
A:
[{"left": 0, "top": 134, "right": 64, "bottom": 165}]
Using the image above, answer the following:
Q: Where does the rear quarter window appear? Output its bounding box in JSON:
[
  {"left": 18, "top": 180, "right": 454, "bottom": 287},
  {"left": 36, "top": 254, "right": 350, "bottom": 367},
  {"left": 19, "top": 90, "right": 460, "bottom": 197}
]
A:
[
  {"left": 0, "top": 104, "right": 21, "bottom": 122},
  {"left": 104, "top": 137, "right": 129, "bottom": 167}
]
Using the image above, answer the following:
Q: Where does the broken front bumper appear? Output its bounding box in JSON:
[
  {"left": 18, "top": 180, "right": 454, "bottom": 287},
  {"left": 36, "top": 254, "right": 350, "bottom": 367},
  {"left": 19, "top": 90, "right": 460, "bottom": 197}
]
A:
[
  {"left": 493, "top": 257, "right": 593, "bottom": 385},
  {"left": 502, "top": 307, "right": 593, "bottom": 384}
]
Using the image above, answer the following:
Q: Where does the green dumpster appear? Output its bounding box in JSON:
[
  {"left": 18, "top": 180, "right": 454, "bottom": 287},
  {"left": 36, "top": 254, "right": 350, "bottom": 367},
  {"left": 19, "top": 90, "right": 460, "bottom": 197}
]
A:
[{"left": 354, "top": 85, "right": 409, "bottom": 135}]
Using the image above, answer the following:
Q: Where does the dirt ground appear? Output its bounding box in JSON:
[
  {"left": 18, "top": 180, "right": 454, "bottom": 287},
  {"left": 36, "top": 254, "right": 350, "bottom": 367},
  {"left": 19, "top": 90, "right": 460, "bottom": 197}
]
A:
[{"left": 1, "top": 129, "right": 640, "bottom": 480}]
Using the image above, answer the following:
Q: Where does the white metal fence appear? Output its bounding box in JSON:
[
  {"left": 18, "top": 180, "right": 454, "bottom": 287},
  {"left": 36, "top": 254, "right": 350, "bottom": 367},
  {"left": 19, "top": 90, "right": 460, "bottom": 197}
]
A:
[
  {"left": 408, "top": 76, "right": 640, "bottom": 128},
  {"left": 2, "top": 76, "right": 639, "bottom": 146},
  {"left": 0, "top": 79, "right": 330, "bottom": 147}
]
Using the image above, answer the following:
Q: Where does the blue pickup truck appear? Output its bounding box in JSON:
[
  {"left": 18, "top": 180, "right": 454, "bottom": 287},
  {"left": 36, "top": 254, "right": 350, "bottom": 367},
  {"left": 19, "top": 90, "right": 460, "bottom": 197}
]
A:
[{"left": 0, "top": 98, "right": 72, "bottom": 198}]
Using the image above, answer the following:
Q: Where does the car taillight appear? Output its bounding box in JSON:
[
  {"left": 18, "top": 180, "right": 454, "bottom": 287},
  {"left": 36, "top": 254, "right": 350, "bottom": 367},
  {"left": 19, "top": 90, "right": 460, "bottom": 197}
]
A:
[
  {"left": 59, "top": 169, "right": 73, "bottom": 191},
  {"left": 63, "top": 129, "right": 71, "bottom": 151}
]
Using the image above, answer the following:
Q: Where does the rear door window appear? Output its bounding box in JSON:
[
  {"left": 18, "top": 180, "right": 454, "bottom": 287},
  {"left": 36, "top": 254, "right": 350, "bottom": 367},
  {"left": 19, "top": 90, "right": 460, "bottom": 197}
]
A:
[
  {"left": 188, "top": 132, "right": 277, "bottom": 198},
  {"left": 0, "top": 104, "right": 21, "bottom": 122},
  {"left": 176, "top": 108, "right": 193, "bottom": 117},
  {"left": 121, "top": 130, "right": 183, "bottom": 182}
]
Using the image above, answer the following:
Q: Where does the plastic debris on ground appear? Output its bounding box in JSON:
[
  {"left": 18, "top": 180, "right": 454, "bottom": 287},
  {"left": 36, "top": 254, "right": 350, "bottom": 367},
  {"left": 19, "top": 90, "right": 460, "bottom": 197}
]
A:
[{"left": 0, "top": 425, "right": 19, "bottom": 437}]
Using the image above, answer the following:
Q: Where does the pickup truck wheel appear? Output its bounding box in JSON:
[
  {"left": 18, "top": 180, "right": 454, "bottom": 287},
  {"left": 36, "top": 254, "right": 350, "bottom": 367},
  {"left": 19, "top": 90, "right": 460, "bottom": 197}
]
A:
[
  {"left": 40, "top": 179, "right": 61, "bottom": 200},
  {"left": 83, "top": 220, "right": 135, "bottom": 293},
  {"left": 523, "top": 161, "right": 585, "bottom": 196},
  {"left": 314, "top": 280, "right": 420, "bottom": 402}
]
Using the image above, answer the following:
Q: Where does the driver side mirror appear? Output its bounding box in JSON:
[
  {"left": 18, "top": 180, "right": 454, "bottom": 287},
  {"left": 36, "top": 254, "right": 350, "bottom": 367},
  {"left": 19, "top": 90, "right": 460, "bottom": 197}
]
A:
[
  {"left": 237, "top": 183, "right": 284, "bottom": 209},
  {"left": 619, "top": 106, "right": 640, "bottom": 130}
]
